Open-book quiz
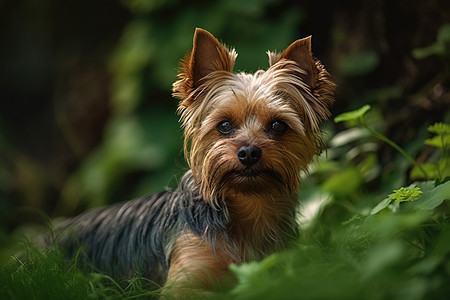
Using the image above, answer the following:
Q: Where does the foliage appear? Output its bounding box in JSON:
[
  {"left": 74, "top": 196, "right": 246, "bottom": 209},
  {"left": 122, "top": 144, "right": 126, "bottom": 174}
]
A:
[
  {"left": 1, "top": 0, "right": 450, "bottom": 299},
  {"left": 0, "top": 240, "right": 160, "bottom": 299},
  {"left": 59, "top": 109, "right": 184, "bottom": 210},
  {"left": 412, "top": 23, "right": 450, "bottom": 59},
  {"left": 53, "top": 0, "right": 305, "bottom": 212},
  {"left": 226, "top": 117, "right": 450, "bottom": 300},
  {"left": 411, "top": 123, "right": 450, "bottom": 181},
  {"left": 335, "top": 105, "right": 429, "bottom": 179},
  {"left": 227, "top": 214, "right": 450, "bottom": 300},
  {"left": 0, "top": 243, "right": 92, "bottom": 300},
  {"left": 2, "top": 110, "right": 449, "bottom": 299}
]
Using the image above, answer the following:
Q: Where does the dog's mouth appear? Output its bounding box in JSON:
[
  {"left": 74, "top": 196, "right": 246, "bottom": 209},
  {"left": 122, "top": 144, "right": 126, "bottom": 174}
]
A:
[
  {"left": 224, "top": 167, "right": 284, "bottom": 186},
  {"left": 216, "top": 168, "right": 290, "bottom": 196}
]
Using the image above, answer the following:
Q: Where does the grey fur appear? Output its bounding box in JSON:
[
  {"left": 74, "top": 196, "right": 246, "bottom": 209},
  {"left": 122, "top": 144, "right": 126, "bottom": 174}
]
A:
[
  {"left": 50, "top": 171, "right": 229, "bottom": 285},
  {"left": 49, "top": 170, "right": 297, "bottom": 286}
]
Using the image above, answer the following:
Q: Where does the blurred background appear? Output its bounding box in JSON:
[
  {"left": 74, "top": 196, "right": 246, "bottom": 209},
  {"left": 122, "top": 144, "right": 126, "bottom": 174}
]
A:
[{"left": 0, "top": 0, "right": 449, "bottom": 233}]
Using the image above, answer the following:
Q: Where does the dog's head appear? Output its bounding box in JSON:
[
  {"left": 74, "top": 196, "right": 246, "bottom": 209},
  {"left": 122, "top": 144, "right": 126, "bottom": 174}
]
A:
[{"left": 173, "top": 28, "right": 335, "bottom": 203}]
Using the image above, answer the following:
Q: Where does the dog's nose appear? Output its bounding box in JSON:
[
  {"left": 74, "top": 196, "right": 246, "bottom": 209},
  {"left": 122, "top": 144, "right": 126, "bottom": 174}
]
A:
[{"left": 237, "top": 145, "right": 261, "bottom": 166}]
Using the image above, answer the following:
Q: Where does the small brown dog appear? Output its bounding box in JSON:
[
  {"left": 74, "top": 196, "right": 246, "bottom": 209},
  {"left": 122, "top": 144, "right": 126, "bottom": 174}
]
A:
[{"left": 53, "top": 28, "right": 335, "bottom": 296}]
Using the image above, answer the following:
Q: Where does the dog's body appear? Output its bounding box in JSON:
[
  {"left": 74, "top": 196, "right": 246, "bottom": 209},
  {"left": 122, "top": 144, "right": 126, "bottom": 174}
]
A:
[
  {"left": 56, "top": 171, "right": 231, "bottom": 286},
  {"left": 56, "top": 170, "right": 297, "bottom": 288},
  {"left": 51, "top": 28, "right": 335, "bottom": 295}
]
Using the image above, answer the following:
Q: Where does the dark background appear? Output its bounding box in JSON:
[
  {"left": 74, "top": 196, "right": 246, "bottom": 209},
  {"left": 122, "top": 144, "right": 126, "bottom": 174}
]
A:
[{"left": 1, "top": 0, "right": 449, "bottom": 231}]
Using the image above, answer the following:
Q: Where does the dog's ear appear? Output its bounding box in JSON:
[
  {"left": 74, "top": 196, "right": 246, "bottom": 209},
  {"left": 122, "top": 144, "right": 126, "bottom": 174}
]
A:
[
  {"left": 268, "top": 37, "right": 336, "bottom": 154},
  {"left": 268, "top": 36, "right": 317, "bottom": 89},
  {"left": 173, "top": 28, "right": 236, "bottom": 101},
  {"left": 191, "top": 28, "right": 235, "bottom": 84}
]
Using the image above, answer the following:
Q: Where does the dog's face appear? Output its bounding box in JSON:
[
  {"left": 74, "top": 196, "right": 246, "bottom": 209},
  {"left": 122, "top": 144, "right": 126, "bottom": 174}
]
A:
[{"left": 173, "top": 29, "right": 335, "bottom": 202}]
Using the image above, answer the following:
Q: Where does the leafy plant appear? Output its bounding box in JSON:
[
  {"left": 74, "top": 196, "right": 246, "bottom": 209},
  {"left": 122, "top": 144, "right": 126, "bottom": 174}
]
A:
[
  {"left": 412, "top": 23, "right": 450, "bottom": 59},
  {"left": 411, "top": 123, "right": 450, "bottom": 182},
  {"left": 2, "top": 110, "right": 449, "bottom": 299},
  {"left": 227, "top": 108, "right": 450, "bottom": 300},
  {"left": 334, "top": 104, "right": 430, "bottom": 179}
]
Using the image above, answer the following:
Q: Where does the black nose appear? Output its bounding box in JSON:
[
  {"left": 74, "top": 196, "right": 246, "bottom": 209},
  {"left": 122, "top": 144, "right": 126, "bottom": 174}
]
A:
[{"left": 237, "top": 145, "right": 261, "bottom": 166}]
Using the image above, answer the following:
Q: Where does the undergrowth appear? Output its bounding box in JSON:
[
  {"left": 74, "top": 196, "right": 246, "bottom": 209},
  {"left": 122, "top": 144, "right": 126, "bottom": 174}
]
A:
[
  {"left": 221, "top": 110, "right": 450, "bottom": 300},
  {"left": 0, "top": 241, "right": 160, "bottom": 299},
  {"left": 1, "top": 111, "right": 449, "bottom": 299}
]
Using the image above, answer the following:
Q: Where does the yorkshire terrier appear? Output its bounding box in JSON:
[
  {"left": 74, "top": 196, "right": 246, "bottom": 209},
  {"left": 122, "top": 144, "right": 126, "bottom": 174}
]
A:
[{"left": 50, "top": 28, "right": 335, "bottom": 296}]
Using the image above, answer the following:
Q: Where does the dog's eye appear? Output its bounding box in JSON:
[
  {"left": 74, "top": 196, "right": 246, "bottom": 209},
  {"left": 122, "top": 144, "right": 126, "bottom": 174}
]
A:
[
  {"left": 270, "top": 120, "right": 287, "bottom": 134},
  {"left": 217, "top": 120, "right": 235, "bottom": 135}
]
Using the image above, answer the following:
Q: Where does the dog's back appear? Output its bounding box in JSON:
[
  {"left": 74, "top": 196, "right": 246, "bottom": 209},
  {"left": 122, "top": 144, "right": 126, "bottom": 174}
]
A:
[
  {"left": 53, "top": 191, "right": 177, "bottom": 284},
  {"left": 48, "top": 171, "right": 229, "bottom": 286}
]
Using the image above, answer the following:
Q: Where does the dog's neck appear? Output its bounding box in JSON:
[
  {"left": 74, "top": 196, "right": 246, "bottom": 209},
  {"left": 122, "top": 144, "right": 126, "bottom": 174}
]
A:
[
  {"left": 178, "top": 170, "right": 299, "bottom": 262},
  {"left": 223, "top": 191, "right": 298, "bottom": 261}
]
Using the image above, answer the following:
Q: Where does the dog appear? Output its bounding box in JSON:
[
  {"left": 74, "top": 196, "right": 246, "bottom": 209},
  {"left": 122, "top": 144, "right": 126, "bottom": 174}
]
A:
[{"left": 50, "top": 28, "right": 335, "bottom": 296}]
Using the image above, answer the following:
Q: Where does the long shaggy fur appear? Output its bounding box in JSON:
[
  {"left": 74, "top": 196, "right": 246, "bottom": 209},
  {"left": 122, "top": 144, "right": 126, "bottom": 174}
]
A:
[
  {"left": 47, "top": 28, "right": 335, "bottom": 295},
  {"left": 51, "top": 171, "right": 230, "bottom": 283},
  {"left": 51, "top": 170, "right": 297, "bottom": 283}
]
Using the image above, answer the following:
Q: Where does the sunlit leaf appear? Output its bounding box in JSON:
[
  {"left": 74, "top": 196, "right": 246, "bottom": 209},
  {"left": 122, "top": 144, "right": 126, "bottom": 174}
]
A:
[
  {"left": 388, "top": 185, "right": 423, "bottom": 203},
  {"left": 410, "top": 163, "right": 439, "bottom": 180},
  {"left": 371, "top": 184, "right": 426, "bottom": 215},
  {"left": 334, "top": 105, "right": 371, "bottom": 123},
  {"left": 428, "top": 122, "right": 450, "bottom": 135},
  {"left": 438, "top": 158, "right": 450, "bottom": 179},
  {"left": 425, "top": 135, "right": 450, "bottom": 149}
]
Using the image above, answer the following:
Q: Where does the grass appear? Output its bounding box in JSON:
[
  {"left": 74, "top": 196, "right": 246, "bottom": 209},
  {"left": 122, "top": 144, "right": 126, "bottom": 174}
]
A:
[
  {"left": 1, "top": 184, "right": 449, "bottom": 299},
  {"left": 0, "top": 239, "right": 160, "bottom": 299}
]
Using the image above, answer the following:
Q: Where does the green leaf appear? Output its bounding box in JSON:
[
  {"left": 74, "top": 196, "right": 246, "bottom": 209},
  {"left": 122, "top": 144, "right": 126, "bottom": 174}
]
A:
[
  {"left": 370, "top": 197, "right": 391, "bottom": 215},
  {"left": 412, "top": 24, "right": 450, "bottom": 59},
  {"left": 413, "top": 181, "right": 450, "bottom": 210},
  {"left": 371, "top": 184, "right": 425, "bottom": 215},
  {"left": 438, "top": 158, "right": 450, "bottom": 179},
  {"left": 425, "top": 135, "right": 450, "bottom": 149},
  {"left": 387, "top": 185, "right": 423, "bottom": 203},
  {"left": 414, "top": 180, "right": 436, "bottom": 192},
  {"left": 334, "top": 105, "right": 371, "bottom": 123},
  {"left": 322, "top": 168, "right": 362, "bottom": 197},
  {"left": 428, "top": 122, "right": 450, "bottom": 135},
  {"left": 230, "top": 254, "right": 280, "bottom": 294},
  {"left": 410, "top": 163, "right": 439, "bottom": 180},
  {"left": 412, "top": 44, "right": 445, "bottom": 59}
]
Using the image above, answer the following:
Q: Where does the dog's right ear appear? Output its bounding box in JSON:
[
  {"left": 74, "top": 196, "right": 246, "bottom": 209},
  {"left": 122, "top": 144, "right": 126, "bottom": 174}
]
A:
[
  {"left": 191, "top": 28, "right": 236, "bottom": 85},
  {"left": 173, "top": 28, "right": 237, "bottom": 103}
]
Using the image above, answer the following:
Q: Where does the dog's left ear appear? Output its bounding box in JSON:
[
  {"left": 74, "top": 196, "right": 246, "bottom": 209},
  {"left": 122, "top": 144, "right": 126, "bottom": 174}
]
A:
[
  {"left": 269, "top": 36, "right": 317, "bottom": 89},
  {"left": 269, "top": 37, "right": 336, "bottom": 153}
]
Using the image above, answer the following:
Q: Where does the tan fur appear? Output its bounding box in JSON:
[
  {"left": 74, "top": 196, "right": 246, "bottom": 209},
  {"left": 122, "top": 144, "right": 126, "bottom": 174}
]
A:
[
  {"left": 165, "top": 28, "right": 335, "bottom": 296},
  {"left": 164, "top": 233, "right": 233, "bottom": 297}
]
